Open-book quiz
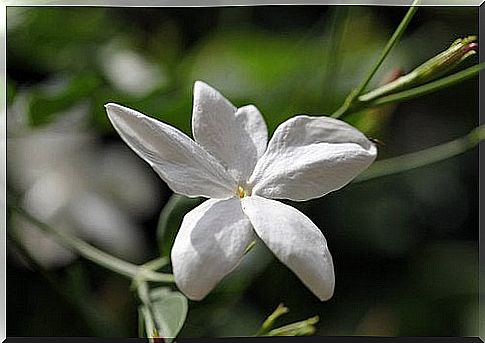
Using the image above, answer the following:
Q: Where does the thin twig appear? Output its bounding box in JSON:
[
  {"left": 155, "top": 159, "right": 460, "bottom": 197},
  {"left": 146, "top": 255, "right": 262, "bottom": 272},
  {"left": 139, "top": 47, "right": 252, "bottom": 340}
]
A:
[
  {"left": 9, "top": 203, "right": 174, "bottom": 283},
  {"left": 331, "top": 0, "right": 419, "bottom": 119},
  {"left": 355, "top": 125, "right": 484, "bottom": 183},
  {"left": 359, "top": 62, "right": 484, "bottom": 108}
]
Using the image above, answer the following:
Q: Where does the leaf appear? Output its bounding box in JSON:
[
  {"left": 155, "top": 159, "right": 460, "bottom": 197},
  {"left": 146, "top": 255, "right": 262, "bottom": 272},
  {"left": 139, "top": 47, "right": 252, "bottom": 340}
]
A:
[
  {"left": 149, "top": 287, "right": 172, "bottom": 299},
  {"left": 157, "top": 194, "right": 203, "bottom": 257},
  {"left": 150, "top": 287, "right": 188, "bottom": 340}
]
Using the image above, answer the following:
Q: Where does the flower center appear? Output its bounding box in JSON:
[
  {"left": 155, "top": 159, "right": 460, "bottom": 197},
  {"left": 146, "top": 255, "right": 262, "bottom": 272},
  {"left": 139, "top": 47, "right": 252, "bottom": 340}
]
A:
[{"left": 237, "top": 185, "right": 251, "bottom": 198}]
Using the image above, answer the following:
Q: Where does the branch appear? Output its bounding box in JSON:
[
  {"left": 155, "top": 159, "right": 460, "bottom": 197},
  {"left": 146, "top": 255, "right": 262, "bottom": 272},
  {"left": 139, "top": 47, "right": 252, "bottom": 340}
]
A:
[
  {"left": 10, "top": 203, "right": 174, "bottom": 283},
  {"left": 360, "top": 62, "right": 484, "bottom": 108},
  {"left": 355, "top": 125, "right": 484, "bottom": 183},
  {"left": 332, "top": 0, "right": 419, "bottom": 119}
]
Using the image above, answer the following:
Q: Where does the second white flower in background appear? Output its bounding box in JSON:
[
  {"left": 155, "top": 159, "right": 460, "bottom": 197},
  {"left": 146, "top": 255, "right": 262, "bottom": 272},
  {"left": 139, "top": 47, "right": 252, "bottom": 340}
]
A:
[{"left": 105, "top": 81, "right": 377, "bottom": 301}]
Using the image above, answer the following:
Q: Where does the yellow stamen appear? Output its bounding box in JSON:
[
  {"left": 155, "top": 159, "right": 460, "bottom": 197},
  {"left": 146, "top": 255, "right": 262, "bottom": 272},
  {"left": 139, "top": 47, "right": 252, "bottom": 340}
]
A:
[{"left": 238, "top": 185, "right": 246, "bottom": 198}]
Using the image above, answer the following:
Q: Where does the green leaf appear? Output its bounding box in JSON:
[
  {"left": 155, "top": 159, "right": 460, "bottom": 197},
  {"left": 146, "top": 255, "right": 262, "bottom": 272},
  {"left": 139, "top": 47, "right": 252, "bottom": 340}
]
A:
[
  {"left": 157, "top": 194, "right": 203, "bottom": 257},
  {"left": 149, "top": 286, "right": 172, "bottom": 299},
  {"left": 150, "top": 287, "right": 188, "bottom": 340}
]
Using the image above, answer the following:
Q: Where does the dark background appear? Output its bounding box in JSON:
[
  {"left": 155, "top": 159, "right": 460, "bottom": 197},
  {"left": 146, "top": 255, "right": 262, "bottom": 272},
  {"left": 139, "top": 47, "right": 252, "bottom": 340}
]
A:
[{"left": 6, "top": 6, "right": 480, "bottom": 338}]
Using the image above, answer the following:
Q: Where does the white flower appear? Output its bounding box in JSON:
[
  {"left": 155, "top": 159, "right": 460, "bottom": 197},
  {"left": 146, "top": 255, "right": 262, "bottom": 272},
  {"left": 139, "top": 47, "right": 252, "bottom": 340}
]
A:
[{"left": 105, "top": 81, "right": 377, "bottom": 301}]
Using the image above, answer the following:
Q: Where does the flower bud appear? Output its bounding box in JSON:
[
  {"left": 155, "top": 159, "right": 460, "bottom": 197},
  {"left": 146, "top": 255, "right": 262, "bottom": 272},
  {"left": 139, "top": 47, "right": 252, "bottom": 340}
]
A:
[
  {"left": 412, "top": 35, "right": 478, "bottom": 83},
  {"left": 359, "top": 36, "right": 478, "bottom": 103}
]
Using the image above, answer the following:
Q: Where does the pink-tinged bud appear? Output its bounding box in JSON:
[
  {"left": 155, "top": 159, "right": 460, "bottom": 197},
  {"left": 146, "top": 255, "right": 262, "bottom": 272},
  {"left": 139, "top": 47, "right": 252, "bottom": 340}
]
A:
[
  {"left": 463, "top": 42, "right": 478, "bottom": 53},
  {"left": 359, "top": 36, "right": 478, "bottom": 103},
  {"left": 411, "top": 35, "right": 478, "bottom": 83}
]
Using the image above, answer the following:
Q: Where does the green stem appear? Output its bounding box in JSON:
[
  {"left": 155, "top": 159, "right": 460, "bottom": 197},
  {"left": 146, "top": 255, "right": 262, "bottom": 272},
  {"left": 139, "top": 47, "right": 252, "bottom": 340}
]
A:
[
  {"left": 355, "top": 125, "right": 485, "bottom": 183},
  {"left": 10, "top": 204, "right": 174, "bottom": 283},
  {"left": 141, "top": 256, "right": 170, "bottom": 271},
  {"left": 355, "top": 0, "right": 419, "bottom": 96},
  {"left": 358, "top": 70, "right": 417, "bottom": 103},
  {"left": 332, "top": 0, "right": 419, "bottom": 119},
  {"left": 136, "top": 281, "right": 160, "bottom": 340},
  {"left": 358, "top": 62, "right": 485, "bottom": 108}
]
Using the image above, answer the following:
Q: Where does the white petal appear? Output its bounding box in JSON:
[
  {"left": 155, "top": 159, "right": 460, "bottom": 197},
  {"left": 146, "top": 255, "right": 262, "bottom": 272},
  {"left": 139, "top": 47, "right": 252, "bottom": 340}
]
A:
[
  {"left": 250, "top": 115, "right": 377, "bottom": 201},
  {"left": 241, "top": 196, "right": 334, "bottom": 301},
  {"left": 105, "top": 103, "right": 236, "bottom": 199},
  {"left": 235, "top": 105, "right": 268, "bottom": 159},
  {"left": 192, "top": 81, "right": 267, "bottom": 182},
  {"left": 171, "top": 198, "right": 255, "bottom": 300}
]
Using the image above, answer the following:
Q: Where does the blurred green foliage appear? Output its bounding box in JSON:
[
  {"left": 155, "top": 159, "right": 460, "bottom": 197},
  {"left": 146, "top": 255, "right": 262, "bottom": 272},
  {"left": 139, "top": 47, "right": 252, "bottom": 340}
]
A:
[{"left": 6, "top": 5, "right": 479, "bottom": 338}]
